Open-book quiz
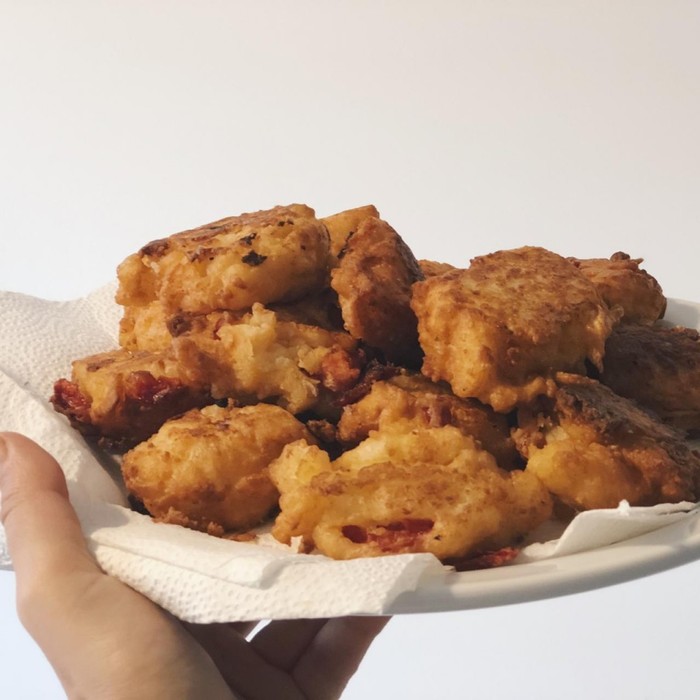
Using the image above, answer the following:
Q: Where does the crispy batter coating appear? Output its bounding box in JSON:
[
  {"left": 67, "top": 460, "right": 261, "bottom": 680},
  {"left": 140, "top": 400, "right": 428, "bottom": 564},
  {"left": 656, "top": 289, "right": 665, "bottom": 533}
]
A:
[
  {"left": 119, "top": 300, "right": 172, "bottom": 352},
  {"left": 172, "top": 303, "right": 363, "bottom": 415},
  {"left": 570, "top": 252, "right": 666, "bottom": 324},
  {"left": 50, "top": 349, "right": 210, "bottom": 449},
  {"left": 337, "top": 373, "right": 520, "bottom": 469},
  {"left": 269, "top": 425, "right": 552, "bottom": 560},
  {"left": 330, "top": 217, "right": 424, "bottom": 367},
  {"left": 122, "top": 404, "right": 313, "bottom": 534},
  {"left": 418, "top": 259, "right": 458, "bottom": 278},
  {"left": 600, "top": 324, "right": 700, "bottom": 436},
  {"left": 268, "top": 289, "right": 345, "bottom": 332},
  {"left": 116, "top": 204, "right": 331, "bottom": 315},
  {"left": 412, "top": 247, "right": 620, "bottom": 412},
  {"left": 116, "top": 251, "right": 158, "bottom": 306},
  {"left": 321, "top": 204, "right": 380, "bottom": 262},
  {"left": 514, "top": 373, "right": 700, "bottom": 511},
  {"left": 120, "top": 289, "right": 346, "bottom": 352}
]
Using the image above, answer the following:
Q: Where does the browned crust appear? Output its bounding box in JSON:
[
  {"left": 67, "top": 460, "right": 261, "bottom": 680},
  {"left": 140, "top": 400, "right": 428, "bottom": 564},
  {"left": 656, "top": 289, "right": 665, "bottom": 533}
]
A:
[
  {"left": 50, "top": 350, "right": 211, "bottom": 450},
  {"left": 337, "top": 373, "right": 520, "bottom": 470},
  {"left": 418, "top": 259, "right": 458, "bottom": 278},
  {"left": 600, "top": 324, "right": 700, "bottom": 435},
  {"left": 116, "top": 204, "right": 331, "bottom": 314},
  {"left": 518, "top": 373, "right": 700, "bottom": 504},
  {"left": 321, "top": 204, "right": 380, "bottom": 261},
  {"left": 122, "top": 404, "right": 312, "bottom": 534},
  {"left": 412, "top": 247, "right": 618, "bottom": 412},
  {"left": 570, "top": 251, "right": 666, "bottom": 324},
  {"left": 331, "top": 217, "right": 424, "bottom": 367}
]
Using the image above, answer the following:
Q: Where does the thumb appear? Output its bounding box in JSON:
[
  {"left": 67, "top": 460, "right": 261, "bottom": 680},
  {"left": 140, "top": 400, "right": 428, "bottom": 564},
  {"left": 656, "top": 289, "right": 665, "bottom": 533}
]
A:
[
  {"left": 0, "top": 433, "right": 102, "bottom": 655},
  {"left": 0, "top": 432, "right": 98, "bottom": 581}
]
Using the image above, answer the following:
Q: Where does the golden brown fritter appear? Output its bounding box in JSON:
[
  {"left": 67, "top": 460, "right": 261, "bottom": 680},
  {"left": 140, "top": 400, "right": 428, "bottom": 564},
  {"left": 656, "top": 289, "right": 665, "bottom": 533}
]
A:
[
  {"left": 116, "top": 204, "right": 331, "bottom": 315},
  {"left": 330, "top": 217, "right": 424, "bottom": 367},
  {"left": 321, "top": 204, "right": 380, "bottom": 262},
  {"left": 514, "top": 373, "right": 700, "bottom": 511},
  {"left": 600, "top": 324, "right": 700, "bottom": 436},
  {"left": 269, "top": 425, "right": 552, "bottom": 560},
  {"left": 418, "top": 259, "right": 458, "bottom": 278},
  {"left": 50, "top": 349, "right": 210, "bottom": 449},
  {"left": 172, "top": 303, "right": 363, "bottom": 416},
  {"left": 570, "top": 252, "right": 666, "bottom": 324},
  {"left": 337, "top": 373, "right": 520, "bottom": 469},
  {"left": 122, "top": 403, "right": 313, "bottom": 535},
  {"left": 412, "top": 247, "right": 620, "bottom": 412}
]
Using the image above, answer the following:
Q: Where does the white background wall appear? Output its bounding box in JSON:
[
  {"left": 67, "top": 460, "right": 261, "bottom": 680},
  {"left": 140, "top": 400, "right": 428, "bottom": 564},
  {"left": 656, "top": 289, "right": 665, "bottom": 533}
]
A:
[{"left": 1, "top": 2, "right": 699, "bottom": 697}]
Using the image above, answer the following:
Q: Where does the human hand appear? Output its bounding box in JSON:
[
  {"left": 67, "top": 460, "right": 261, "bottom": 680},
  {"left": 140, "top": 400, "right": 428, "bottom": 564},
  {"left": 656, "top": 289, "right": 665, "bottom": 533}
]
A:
[{"left": 0, "top": 432, "right": 388, "bottom": 699}]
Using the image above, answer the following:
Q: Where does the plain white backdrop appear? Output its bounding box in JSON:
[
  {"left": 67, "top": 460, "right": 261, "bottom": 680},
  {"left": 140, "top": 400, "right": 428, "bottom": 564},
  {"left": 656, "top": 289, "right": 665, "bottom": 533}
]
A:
[{"left": 1, "top": 2, "right": 699, "bottom": 697}]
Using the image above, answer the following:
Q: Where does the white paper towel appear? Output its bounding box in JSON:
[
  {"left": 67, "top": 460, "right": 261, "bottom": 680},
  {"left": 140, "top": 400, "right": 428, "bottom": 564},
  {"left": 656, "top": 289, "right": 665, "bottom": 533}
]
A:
[
  {"left": 0, "top": 287, "right": 698, "bottom": 622},
  {"left": 518, "top": 500, "right": 699, "bottom": 561}
]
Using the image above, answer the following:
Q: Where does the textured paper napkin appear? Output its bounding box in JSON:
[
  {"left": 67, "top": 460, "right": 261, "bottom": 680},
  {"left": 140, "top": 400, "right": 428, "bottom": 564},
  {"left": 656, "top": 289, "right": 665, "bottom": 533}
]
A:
[{"left": 0, "top": 286, "right": 697, "bottom": 622}]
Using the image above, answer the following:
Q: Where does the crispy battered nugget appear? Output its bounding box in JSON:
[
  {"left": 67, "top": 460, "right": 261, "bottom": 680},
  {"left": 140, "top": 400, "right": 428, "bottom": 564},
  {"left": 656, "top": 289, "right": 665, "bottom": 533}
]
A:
[
  {"left": 418, "top": 259, "right": 457, "bottom": 278},
  {"left": 122, "top": 404, "right": 313, "bottom": 534},
  {"left": 514, "top": 373, "right": 700, "bottom": 511},
  {"left": 269, "top": 425, "right": 552, "bottom": 561},
  {"left": 412, "top": 247, "right": 620, "bottom": 412},
  {"left": 337, "top": 373, "right": 520, "bottom": 469},
  {"left": 330, "top": 217, "right": 424, "bottom": 367},
  {"left": 570, "top": 252, "right": 666, "bottom": 324},
  {"left": 50, "top": 349, "right": 210, "bottom": 448},
  {"left": 116, "top": 204, "right": 331, "bottom": 315},
  {"left": 173, "top": 304, "right": 363, "bottom": 415},
  {"left": 600, "top": 324, "right": 700, "bottom": 436}
]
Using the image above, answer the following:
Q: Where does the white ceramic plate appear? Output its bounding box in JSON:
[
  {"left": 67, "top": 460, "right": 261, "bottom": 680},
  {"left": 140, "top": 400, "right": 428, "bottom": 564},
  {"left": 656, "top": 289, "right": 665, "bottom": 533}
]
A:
[{"left": 388, "top": 297, "right": 700, "bottom": 613}]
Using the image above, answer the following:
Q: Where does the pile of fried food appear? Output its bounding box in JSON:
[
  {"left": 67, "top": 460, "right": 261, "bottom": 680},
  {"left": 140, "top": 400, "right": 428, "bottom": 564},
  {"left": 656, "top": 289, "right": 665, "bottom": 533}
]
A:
[{"left": 50, "top": 204, "right": 700, "bottom": 569}]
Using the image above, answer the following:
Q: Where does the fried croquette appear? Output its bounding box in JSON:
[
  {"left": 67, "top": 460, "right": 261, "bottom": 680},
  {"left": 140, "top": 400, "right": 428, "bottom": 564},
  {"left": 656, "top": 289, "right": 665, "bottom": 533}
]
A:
[
  {"left": 116, "top": 204, "right": 331, "bottom": 315},
  {"left": 321, "top": 204, "right": 380, "bottom": 261},
  {"left": 122, "top": 404, "right": 313, "bottom": 534},
  {"left": 172, "top": 303, "right": 363, "bottom": 415},
  {"left": 50, "top": 349, "right": 210, "bottom": 449},
  {"left": 570, "top": 252, "right": 666, "bottom": 324},
  {"left": 330, "top": 216, "right": 424, "bottom": 367},
  {"left": 337, "top": 373, "right": 520, "bottom": 469},
  {"left": 600, "top": 324, "right": 700, "bottom": 436},
  {"left": 514, "top": 373, "right": 700, "bottom": 511},
  {"left": 412, "top": 246, "right": 620, "bottom": 412},
  {"left": 269, "top": 425, "right": 552, "bottom": 561}
]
